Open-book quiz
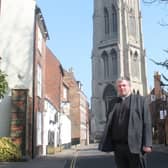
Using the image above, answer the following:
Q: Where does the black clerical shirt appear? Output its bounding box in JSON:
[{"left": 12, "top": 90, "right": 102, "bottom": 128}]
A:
[{"left": 111, "top": 95, "right": 131, "bottom": 144}]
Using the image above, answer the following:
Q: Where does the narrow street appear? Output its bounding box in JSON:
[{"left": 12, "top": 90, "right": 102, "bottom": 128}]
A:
[
  {"left": 65, "top": 144, "right": 168, "bottom": 168},
  {"left": 0, "top": 144, "right": 168, "bottom": 168}
]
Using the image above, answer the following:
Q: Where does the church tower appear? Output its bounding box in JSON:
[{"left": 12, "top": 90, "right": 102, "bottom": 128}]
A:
[{"left": 91, "top": 0, "right": 148, "bottom": 140}]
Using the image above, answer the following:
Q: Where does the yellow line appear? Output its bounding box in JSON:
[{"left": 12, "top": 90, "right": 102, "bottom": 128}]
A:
[
  {"left": 70, "top": 151, "right": 78, "bottom": 168},
  {"left": 70, "top": 158, "right": 74, "bottom": 168}
]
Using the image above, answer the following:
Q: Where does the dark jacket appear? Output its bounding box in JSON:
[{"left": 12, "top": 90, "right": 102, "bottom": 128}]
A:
[{"left": 99, "top": 94, "right": 152, "bottom": 154}]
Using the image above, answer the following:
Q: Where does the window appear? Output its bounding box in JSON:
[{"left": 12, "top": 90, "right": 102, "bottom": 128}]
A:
[
  {"left": 111, "top": 49, "right": 118, "bottom": 79},
  {"left": 37, "top": 64, "right": 42, "bottom": 97},
  {"left": 129, "top": 9, "right": 136, "bottom": 38},
  {"left": 131, "top": 51, "right": 139, "bottom": 78},
  {"left": 104, "top": 8, "right": 109, "bottom": 35},
  {"left": 37, "top": 26, "right": 43, "bottom": 54},
  {"left": 102, "top": 51, "right": 109, "bottom": 79},
  {"left": 111, "top": 5, "right": 118, "bottom": 36}
]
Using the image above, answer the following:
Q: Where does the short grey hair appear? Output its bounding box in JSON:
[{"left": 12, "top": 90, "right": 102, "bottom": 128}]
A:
[{"left": 116, "top": 76, "right": 131, "bottom": 85}]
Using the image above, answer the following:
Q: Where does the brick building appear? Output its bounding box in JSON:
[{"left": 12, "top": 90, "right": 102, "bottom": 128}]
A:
[
  {"left": 43, "top": 47, "right": 71, "bottom": 155},
  {"left": 63, "top": 69, "right": 89, "bottom": 145},
  {"left": 149, "top": 72, "right": 168, "bottom": 145},
  {"left": 33, "top": 6, "right": 49, "bottom": 156}
]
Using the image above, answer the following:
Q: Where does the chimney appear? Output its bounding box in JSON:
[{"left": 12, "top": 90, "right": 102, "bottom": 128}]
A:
[
  {"left": 154, "top": 72, "right": 161, "bottom": 98},
  {"left": 77, "top": 81, "right": 83, "bottom": 90}
]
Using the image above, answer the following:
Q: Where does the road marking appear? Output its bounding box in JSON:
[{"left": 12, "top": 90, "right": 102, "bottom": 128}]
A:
[{"left": 70, "top": 151, "right": 78, "bottom": 168}]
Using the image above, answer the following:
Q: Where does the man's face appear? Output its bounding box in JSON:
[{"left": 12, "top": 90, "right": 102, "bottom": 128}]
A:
[{"left": 117, "top": 80, "right": 131, "bottom": 97}]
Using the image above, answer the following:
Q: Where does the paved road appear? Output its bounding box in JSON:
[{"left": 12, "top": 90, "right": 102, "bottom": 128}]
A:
[
  {"left": 66, "top": 146, "right": 168, "bottom": 168},
  {"left": 0, "top": 144, "right": 168, "bottom": 168}
]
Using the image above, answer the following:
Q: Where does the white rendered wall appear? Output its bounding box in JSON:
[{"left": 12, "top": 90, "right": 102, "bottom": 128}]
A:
[
  {"left": 60, "top": 114, "right": 71, "bottom": 145},
  {"left": 0, "top": 0, "right": 36, "bottom": 136},
  {"left": 0, "top": 0, "right": 35, "bottom": 95}
]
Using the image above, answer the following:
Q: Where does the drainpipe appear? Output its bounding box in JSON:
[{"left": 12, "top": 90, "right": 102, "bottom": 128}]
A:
[{"left": 32, "top": 6, "right": 37, "bottom": 159}]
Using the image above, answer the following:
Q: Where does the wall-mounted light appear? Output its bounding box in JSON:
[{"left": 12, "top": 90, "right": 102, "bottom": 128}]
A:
[{"left": 18, "top": 72, "right": 24, "bottom": 80}]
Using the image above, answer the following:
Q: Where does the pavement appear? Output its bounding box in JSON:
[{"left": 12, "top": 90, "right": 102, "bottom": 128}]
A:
[
  {"left": 0, "top": 143, "right": 168, "bottom": 168},
  {"left": 62, "top": 143, "right": 168, "bottom": 156},
  {"left": 53, "top": 143, "right": 99, "bottom": 157},
  {"left": 0, "top": 144, "right": 98, "bottom": 168}
]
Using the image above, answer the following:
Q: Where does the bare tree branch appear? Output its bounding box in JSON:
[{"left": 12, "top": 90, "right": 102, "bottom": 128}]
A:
[
  {"left": 142, "top": 0, "right": 158, "bottom": 3},
  {"left": 163, "top": 49, "right": 168, "bottom": 53},
  {"left": 162, "top": 73, "right": 168, "bottom": 82},
  {"left": 142, "top": 0, "right": 168, "bottom": 3},
  {"left": 150, "top": 58, "right": 168, "bottom": 70},
  {"left": 158, "top": 14, "right": 168, "bottom": 26}
]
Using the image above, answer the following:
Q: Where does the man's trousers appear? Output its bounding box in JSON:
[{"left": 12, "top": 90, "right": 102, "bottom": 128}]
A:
[{"left": 114, "top": 144, "right": 147, "bottom": 168}]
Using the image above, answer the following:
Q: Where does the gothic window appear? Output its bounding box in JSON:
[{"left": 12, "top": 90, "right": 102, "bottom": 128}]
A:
[
  {"left": 110, "top": 49, "right": 118, "bottom": 79},
  {"left": 132, "top": 51, "right": 139, "bottom": 78},
  {"left": 133, "top": 52, "right": 138, "bottom": 61},
  {"left": 129, "top": 9, "right": 136, "bottom": 38},
  {"left": 104, "top": 7, "right": 109, "bottom": 35},
  {"left": 102, "top": 51, "right": 109, "bottom": 79},
  {"left": 111, "top": 5, "right": 118, "bottom": 36},
  {"left": 133, "top": 89, "right": 135, "bottom": 94},
  {"left": 130, "top": 50, "right": 133, "bottom": 56}
]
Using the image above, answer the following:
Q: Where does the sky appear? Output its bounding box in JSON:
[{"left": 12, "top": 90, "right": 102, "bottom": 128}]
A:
[{"left": 36, "top": 0, "right": 168, "bottom": 101}]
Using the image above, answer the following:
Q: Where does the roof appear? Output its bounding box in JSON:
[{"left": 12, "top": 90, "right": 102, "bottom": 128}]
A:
[{"left": 35, "top": 5, "right": 50, "bottom": 40}]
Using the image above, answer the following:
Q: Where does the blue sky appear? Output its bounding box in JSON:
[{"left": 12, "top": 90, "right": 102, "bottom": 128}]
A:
[
  {"left": 36, "top": 0, "right": 168, "bottom": 101},
  {"left": 142, "top": 1, "right": 168, "bottom": 90}
]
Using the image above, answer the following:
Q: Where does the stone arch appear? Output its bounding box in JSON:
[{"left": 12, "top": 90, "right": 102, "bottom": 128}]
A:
[{"left": 103, "top": 84, "right": 117, "bottom": 120}]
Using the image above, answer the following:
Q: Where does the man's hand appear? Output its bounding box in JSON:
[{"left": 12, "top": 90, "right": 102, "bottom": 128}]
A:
[{"left": 143, "top": 146, "right": 152, "bottom": 153}]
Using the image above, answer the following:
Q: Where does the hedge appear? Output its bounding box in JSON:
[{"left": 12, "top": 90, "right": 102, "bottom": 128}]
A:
[{"left": 0, "top": 137, "right": 21, "bottom": 161}]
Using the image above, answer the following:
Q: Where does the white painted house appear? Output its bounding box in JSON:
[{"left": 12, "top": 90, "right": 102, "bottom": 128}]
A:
[{"left": 0, "top": 0, "right": 36, "bottom": 137}]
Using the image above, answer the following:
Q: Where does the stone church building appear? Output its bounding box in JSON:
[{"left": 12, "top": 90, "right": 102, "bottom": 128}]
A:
[{"left": 91, "top": 0, "right": 148, "bottom": 140}]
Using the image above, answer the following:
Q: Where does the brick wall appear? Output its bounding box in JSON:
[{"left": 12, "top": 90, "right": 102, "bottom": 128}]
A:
[
  {"left": 45, "top": 47, "right": 62, "bottom": 109},
  {"left": 63, "top": 70, "right": 81, "bottom": 144}
]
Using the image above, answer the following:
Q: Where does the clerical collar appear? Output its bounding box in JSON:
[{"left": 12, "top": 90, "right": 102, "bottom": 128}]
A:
[{"left": 120, "top": 94, "right": 131, "bottom": 100}]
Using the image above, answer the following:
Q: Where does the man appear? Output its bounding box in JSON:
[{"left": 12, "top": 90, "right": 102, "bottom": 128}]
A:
[{"left": 99, "top": 77, "right": 152, "bottom": 168}]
